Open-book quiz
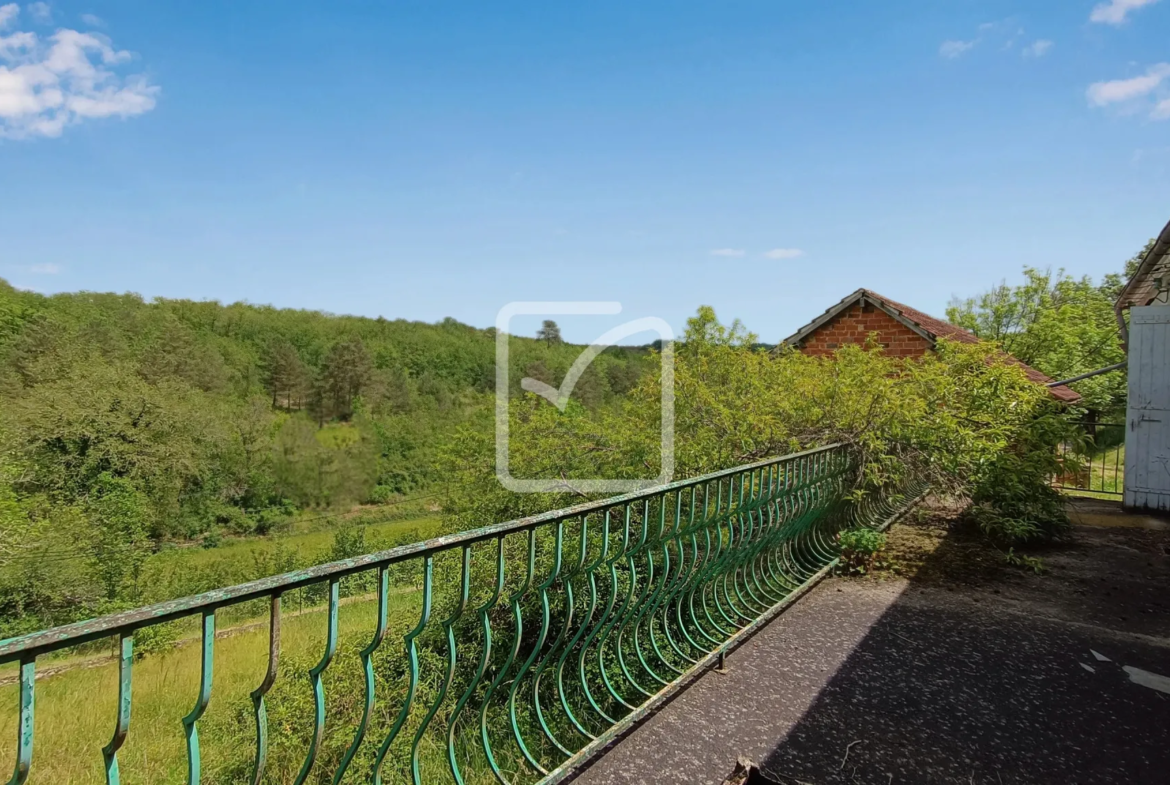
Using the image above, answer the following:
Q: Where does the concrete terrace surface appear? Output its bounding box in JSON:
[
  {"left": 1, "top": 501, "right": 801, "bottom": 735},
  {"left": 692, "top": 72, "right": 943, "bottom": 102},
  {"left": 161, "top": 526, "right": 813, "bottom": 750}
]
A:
[{"left": 567, "top": 501, "right": 1170, "bottom": 785}]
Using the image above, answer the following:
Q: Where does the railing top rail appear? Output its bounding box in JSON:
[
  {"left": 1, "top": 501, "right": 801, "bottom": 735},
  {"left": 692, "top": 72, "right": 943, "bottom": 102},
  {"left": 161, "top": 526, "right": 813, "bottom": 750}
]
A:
[{"left": 0, "top": 442, "right": 845, "bottom": 662}]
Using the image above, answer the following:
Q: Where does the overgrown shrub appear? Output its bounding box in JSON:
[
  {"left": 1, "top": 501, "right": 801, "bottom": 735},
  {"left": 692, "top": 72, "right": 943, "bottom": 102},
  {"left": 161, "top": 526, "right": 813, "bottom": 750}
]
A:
[
  {"left": 838, "top": 528, "right": 887, "bottom": 575},
  {"left": 133, "top": 619, "right": 181, "bottom": 657},
  {"left": 969, "top": 412, "right": 1073, "bottom": 546},
  {"left": 213, "top": 503, "right": 253, "bottom": 535},
  {"left": 441, "top": 309, "right": 1073, "bottom": 549},
  {"left": 201, "top": 527, "right": 223, "bottom": 549},
  {"left": 367, "top": 484, "right": 396, "bottom": 504},
  {"left": 253, "top": 503, "right": 294, "bottom": 535}
]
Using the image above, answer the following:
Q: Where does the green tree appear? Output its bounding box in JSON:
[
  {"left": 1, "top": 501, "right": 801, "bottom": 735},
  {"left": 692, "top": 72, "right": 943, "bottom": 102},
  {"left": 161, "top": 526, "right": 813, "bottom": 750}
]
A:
[
  {"left": 946, "top": 267, "right": 1126, "bottom": 412},
  {"left": 87, "top": 473, "right": 153, "bottom": 601},
  {"left": 263, "top": 339, "right": 311, "bottom": 410},
  {"left": 536, "top": 319, "right": 562, "bottom": 345},
  {"left": 5, "top": 314, "right": 72, "bottom": 388},
  {"left": 442, "top": 306, "right": 1069, "bottom": 545},
  {"left": 1102, "top": 238, "right": 1157, "bottom": 299},
  {"left": 0, "top": 275, "right": 719, "bottom": 631},
  {"left": 271, "top": 416, "right": 377, "bottom": 508},
  {"left": 139, "top": 317, "right": 229, "bottom": 393},
  {"left": 683, "top": 305, "right": 756, "bottom": 350},
  {"left": 6, "top": 362, "right": 225, "bottom": 537},
  {"left": 319, "top": 337, "right": 373, "bottom": 421},
  {"left": 226, "top": 397, "right": 278, "bottom": 509},
  {"left": 371, "top": 366, "right": 414, "bottom": 414}
]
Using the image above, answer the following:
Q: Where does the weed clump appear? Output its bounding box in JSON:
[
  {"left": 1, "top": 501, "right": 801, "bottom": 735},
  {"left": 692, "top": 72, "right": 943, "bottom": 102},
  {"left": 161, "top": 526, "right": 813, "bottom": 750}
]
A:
[{"left": 838, "top": 528, "right": 888, "bottom": 575}]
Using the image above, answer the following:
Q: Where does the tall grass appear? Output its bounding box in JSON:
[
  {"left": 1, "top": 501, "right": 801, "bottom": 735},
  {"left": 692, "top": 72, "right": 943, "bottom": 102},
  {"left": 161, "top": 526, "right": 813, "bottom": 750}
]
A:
[
  {"left": 0, "top": 534, "right": 643, "bottom": 785},
  {"left": 0, "top": 515, "right": 474, "bottom": 783},
  {"left": 0, "top": 589, "right": 438, "bottom": 784}
]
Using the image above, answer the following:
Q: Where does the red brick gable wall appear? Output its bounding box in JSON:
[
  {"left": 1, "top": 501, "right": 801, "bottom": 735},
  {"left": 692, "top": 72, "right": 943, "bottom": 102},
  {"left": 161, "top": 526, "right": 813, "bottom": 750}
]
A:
[{"left": 798, "top": 301, "right": 933, "bottom": 358}]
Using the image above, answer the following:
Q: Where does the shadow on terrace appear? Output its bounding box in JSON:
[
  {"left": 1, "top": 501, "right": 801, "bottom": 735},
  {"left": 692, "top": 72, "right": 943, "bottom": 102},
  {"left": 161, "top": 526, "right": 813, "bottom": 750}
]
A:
[{"left": 569, "top": 497, "right": 1170, "bottom": 785}]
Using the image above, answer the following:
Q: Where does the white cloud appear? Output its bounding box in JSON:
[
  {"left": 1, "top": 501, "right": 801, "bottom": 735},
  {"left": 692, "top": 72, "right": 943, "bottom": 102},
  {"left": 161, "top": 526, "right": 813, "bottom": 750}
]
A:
[
  {"left": 710, "top": 248, "right": 746, "bottom": 258},
  {"left": 1090, "top": 0, "right": 1161, "bottom": 25},
  {"left": 939, "top": 39, "right": 977, "bottom": 59},
  {"left": 0, "top": 4, "right": 18, "bottom": 29},
  {"left": 27, "top": 2, "right": 49, "bottom": 23},
  {"left": 80, "top": 13, "right": 103, "bottom": 27},
  {"left": 942, "top": 19, "right": 1052, "bottom": 61},
  {"left": 763, "top": 248, "right": 804, "bottom": 260},
  {"left": 1087, "top": 64, "right": 1170, "bottom": 120},
  {"left": 1087, "top": 63, "right": 1170, "bottom": 103},
  {"left": 0, "top": 16, "right": 158, "bottom": 138},
  {"left": 28, "top": 263, "right": 59, "bottom": 274},
  {"left": 1022, "top": 40, "right": 1053, "bottom": 58}
]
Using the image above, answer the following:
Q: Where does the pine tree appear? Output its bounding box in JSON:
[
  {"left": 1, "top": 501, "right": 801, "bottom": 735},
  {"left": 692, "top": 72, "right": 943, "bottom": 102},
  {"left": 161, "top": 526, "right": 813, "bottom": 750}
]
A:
[
  {"left": 320, "top": 337, "right": 373, "bottom": 421},
  {"left": 536, "top": 319, "right": 562, "bottom": 345},
  {"left": 263, "top": 340, "right": 311, "bottom": 410}
]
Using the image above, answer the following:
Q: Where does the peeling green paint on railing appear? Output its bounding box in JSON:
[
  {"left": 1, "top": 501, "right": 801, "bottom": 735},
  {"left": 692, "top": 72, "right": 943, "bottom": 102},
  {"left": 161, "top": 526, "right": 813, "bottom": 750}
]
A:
[{"left": 0, "top": 444, "right": 927, "bottom": 785}]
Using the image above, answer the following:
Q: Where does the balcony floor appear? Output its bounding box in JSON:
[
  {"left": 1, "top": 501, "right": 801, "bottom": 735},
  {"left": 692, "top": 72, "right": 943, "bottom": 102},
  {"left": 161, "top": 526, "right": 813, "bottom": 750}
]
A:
[{"left": 568, "top": 504, "right": 1170, "bottom": 785}]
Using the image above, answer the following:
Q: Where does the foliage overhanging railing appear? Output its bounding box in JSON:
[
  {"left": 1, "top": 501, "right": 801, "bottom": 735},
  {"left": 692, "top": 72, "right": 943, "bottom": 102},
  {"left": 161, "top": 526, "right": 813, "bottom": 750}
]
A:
[{"left": 0, "top": 444, "right": 926, "bottom": 785}]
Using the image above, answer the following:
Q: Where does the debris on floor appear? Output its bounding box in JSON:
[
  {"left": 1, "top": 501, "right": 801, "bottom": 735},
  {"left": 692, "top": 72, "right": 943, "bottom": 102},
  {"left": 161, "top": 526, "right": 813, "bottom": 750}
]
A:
[{"left": 721, "top": 758, "right": 784, "bottom": 785}]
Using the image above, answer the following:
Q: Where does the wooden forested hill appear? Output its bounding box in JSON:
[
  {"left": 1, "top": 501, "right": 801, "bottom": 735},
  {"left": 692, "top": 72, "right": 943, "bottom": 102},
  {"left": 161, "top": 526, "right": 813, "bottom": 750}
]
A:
[{"left": 0, "top": 277, "right": 654, "bottom": 550}]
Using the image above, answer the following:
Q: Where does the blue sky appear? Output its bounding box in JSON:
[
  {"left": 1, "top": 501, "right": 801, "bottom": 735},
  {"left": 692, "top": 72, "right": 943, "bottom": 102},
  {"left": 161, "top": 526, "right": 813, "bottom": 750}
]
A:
[{"left": 1, "top": 0, "right": 1168, "bottom": 344}]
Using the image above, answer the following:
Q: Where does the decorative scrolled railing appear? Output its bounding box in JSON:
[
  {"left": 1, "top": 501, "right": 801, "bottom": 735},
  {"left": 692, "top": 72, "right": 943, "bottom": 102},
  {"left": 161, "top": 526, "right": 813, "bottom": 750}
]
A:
[{"left": 0, "top": 444, "right": 926, "bottom": 785}]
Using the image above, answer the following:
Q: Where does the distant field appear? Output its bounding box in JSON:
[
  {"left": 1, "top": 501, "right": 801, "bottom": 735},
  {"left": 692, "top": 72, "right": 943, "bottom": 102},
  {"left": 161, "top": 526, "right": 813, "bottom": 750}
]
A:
[
  {"left": 0, "top": 513, "right": 444, "bottom": 677},
  {"left": 148, "top": 514, "right": 444, "bottom": 572},
  {"left": 140, "top": 513, "right": 442, "bottom": 607}
]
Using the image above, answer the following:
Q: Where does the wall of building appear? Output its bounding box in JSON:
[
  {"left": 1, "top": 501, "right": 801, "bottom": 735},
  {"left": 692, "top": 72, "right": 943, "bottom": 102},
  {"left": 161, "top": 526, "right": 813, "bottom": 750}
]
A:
[{"left": 798, "top": 301, "right": 933, "bottom": 358}]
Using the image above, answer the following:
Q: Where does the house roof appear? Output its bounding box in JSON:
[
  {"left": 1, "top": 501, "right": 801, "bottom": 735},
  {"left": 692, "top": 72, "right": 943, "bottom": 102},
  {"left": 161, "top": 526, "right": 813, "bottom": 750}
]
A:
[
  {"left": 782, "top": 288, "right": 1082, "bottom": 404},
  {"left": 1116, "top": 217, "right": 1170, "bottom": 310}
]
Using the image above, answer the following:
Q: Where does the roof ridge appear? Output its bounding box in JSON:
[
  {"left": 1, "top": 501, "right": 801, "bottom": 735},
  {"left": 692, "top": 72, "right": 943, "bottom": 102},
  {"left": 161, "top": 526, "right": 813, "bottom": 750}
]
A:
[
  {"left": 783, "top": 288, "right": 1080, "bottom": 404},
  {"left": 859, "top": 288, "right": 979, "bottom": 340}
]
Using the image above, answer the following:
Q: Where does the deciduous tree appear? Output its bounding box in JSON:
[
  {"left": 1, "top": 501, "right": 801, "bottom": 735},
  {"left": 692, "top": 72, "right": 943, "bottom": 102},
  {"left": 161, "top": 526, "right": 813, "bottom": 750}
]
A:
[{"left": 946, "top": 267, "right": 1126, "bottom": 412}]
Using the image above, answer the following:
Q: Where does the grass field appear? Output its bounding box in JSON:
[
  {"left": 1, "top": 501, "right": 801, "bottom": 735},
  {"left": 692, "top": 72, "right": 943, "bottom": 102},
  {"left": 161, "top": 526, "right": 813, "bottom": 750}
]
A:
[
  {"left": 14, "top": 513, "right": 445, "bottom": 668},
  {"left": 0, "top": 512, "right": 465, "bottom": 782},
  {"left": 0, "top": 588, "right": 429, "bottom": 784},
  {"left": 148, "top": 514, "right": 443, "bottom": 572},
  {"left": 1058, "top": 444, "right": 1125, "bottom": 497},
  {"left": 0, "top": 513, "right": 610, "bottom": 783}
]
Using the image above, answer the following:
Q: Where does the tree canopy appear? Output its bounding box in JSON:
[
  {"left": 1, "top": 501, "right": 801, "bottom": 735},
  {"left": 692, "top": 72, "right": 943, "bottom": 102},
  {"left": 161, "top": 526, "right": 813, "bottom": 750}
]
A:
[
  {"left": 0, "top": 281, "right": 654, "bottom": 631},
  {"left": 946, "top": 265, "right": 1132, "bottom": 413},
  {"left": 0, "top": 238, "right": 1142, "bottom": 633}
]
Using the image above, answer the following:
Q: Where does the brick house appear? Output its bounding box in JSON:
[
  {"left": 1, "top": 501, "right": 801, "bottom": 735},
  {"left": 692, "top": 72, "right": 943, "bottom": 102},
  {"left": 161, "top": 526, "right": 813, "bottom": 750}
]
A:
[{"left": 781, "top": 288, "right": 1081, "bottom": 404}]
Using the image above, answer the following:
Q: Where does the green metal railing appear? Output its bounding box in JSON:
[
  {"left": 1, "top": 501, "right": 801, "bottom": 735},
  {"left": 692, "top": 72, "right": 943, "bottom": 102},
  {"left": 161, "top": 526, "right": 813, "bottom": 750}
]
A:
[
  {"left": 0, "top": 444, "right": 926, "bottom": 785},
  {"left": 1055, "top": 420, "right": 1125, "bottom": 497}
]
